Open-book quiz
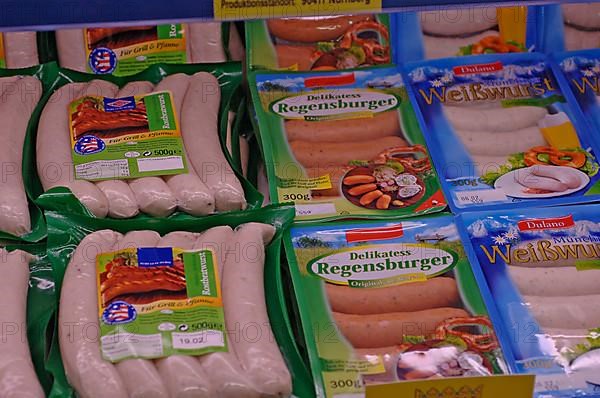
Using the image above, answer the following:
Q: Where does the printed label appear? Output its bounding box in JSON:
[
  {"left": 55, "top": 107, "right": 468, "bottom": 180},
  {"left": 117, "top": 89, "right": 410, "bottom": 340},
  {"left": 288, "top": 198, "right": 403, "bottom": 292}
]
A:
[
  {"left": 365, "top": 375, "right": 535, "bottom": 398},
  {"left": 85, "top": 24, "right": 186, "bottom": 76},
  {"left": 96, "top": 247, "right": 226, "bottom": 362},
  {"left": 271, "top": 89, "right": 398, "bottom": 120},
  {"left": 307, "top": 243, "right": 458, "bottom": 285},
  {"left": 454, "top": 189, "right": 508, "bottom": 206},
  {"left": 69, "top": 91, "right": 187, "bottom": 181},
  {"left": 214, "top": 0, "right": 382, "bottom": 21},
  {"left": 0, "top": 35, "right": 5, "bottom": 69},
  {"left": 517, "top": 215, "right": 575, "bottom": 231}
]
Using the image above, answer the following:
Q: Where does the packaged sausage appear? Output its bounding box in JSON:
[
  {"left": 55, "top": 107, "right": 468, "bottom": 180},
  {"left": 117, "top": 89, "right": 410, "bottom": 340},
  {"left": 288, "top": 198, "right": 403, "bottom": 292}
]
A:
[
  {"left": 394, "top": 6, "right": 546, "bottom": 63},
  {"left": 246, "top": 15, "right": 392, "bottom": 71},
  {"left": 404, "top": 52, "right": 600, "bottom": 213},
  {"left": 249, "top": 66, "right": 446, "bottom": 221},
  {"left": 553, "top": 49, "right": 600, "bottom": 151},
  {"left": 0, "top": 243, "right": 59, "bottom": 396},
  {"left": 56, "top": 22, "right": 243, "bottom": 76},
  {"left": 0, "top": 63, "right": 52, "bottom": 242},
  {"left": 284, "top": 215, "right": 509, "bottom": 397},
  {"left": 45, "top": 204, "right": 314, "bottom": 398},
  {"left": 537, "top": 3, "right": 600, "bottom": 53},
  {"left": 458, "top": 204, "right": 600, "bottom": 397},
  {"left": 29, "top": 63, "right": 262, "bottom": 220}
]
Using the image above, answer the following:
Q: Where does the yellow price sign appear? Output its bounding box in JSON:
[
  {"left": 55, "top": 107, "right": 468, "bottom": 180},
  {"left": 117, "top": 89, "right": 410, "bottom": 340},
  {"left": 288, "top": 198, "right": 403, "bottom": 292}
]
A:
[
  {"left": 366, "top": 374, "right": 535, "bottom": 398},
  {"left": 214, "top": 0, "right": 381, "bottom": 20}
]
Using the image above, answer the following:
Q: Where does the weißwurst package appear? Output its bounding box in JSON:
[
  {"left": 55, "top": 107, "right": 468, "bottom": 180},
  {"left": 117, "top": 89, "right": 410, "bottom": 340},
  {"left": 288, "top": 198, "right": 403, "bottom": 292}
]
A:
[
  {"left": 553, "top": 49, "right": 600, "bottom": 152},
  {"left": 537, "top": 3, "right": 600, "bottom": 53},
  {"left": 284, "top": 215, "right": 509, "bottom": 397},
  {"left": 46, "top": 204, "right": 315, "bottom": 398},
  {"left": 56, "top": 22, "right": 243, "bottom": 76},
  {"left": 458, "top": 204, "right": 600, "bottom": 397},
  {"left": 394, "top": 6, "right": 543, "bottom": 63},
  {"left": 246, "top": 15, "right": 392, "bottom": 71},
  {"left": 249, "top": 66, "right": 446, "bottom": 221},
  {"left": 404, "top": 52, "right": 600, "bottom": 213}
]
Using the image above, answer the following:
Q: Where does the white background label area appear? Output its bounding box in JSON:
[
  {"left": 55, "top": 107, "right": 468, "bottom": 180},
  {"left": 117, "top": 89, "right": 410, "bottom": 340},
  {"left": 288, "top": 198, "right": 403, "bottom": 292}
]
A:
[
  {"left": 101, "top": 332, "right": 163, "bottom": 361},
  {"left": 76, "top": 159, "right": 130, "bottom": 180},
  {"left": 172, "top": 330, "right": 225, "bottom": 350},
  {"left": 454, "top": 189, "right": 507, "bottom": 206},
  {"left": 295, "top": 203, "right": 337, "bottom": 217},
  {"left": 137, "top": 156, "right": 184, "bottom": 172}
]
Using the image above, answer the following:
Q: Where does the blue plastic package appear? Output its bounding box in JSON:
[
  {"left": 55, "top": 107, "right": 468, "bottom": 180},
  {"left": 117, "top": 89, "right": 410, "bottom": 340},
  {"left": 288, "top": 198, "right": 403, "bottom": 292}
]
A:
[
  {"left": 403, "top": 52, "right": 600, "bottom": 213},
  {"left": 458, "top": 204, "right": 600, "bottom": 397},
  {"left": 394, "top": 6, "right": 543, "bottom": 63},
  {"left": 552, "top": 49, "right": 600, "bottom": 151},
  {"left": 539, "top": 3, "right": 600, "bottom": 53}
]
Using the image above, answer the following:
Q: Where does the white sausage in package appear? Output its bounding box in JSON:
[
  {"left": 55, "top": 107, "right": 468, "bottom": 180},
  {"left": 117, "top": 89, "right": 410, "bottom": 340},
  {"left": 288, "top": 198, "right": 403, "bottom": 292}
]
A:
[{"left": 459, "top": 203, "right": 600, "bottom": 397}]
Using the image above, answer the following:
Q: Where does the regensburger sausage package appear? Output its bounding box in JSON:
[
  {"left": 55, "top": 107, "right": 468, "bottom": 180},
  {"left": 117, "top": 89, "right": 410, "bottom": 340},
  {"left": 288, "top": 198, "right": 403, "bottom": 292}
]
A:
[
  {"left": 394, "top": 6, "right": 541, "bottom": 63},
  {"left": 246, "top": 15, "right": 392, "bottom": 71},
  {"left": 284, "top": 215, "right": 509, "bottom": 397},
  {"left": 56, "top": 22, "right": 244, "bottom": 76},
  {"left": 552, "top": 49, "right": 600, "bottom": 151},
  {"left": 458, "top": 204, "right": 600, "bottom": 397},
  {"left": 249, "top": 66, "right": 447, "bottom": 221},
  {"left": 404, "top": 52, "right": 600, "bottom": 213},
  {"left": 27, "top": 62, "right": 262, "bottom": 221},
  {"left": 45, "top": 204, "right": 315, "bottom": 398},
  {"left": 0, "top": 62, "right": 57, "bottom": 242},
  {"left": 0, "top": 243, "right": 58, "bottom": 396}
]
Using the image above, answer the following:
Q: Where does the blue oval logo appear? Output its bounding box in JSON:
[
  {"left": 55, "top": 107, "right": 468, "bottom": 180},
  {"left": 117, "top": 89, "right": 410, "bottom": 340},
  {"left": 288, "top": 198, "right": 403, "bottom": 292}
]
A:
[
  {"left": 89, "top": 47, "right": 117, "bottom": 74},
  {"left": 74, "top": 135, "right": 105, "bottom": 155},
  {"left": 102, "top": 301, "right": 137, "bottom": 325}
]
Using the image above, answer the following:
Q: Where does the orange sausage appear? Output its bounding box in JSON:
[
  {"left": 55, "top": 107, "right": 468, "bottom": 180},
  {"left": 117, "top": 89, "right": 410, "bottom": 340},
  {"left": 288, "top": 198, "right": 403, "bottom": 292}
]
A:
[
  {"left": 289, "top": 136, "right": 408, "bottom": 168},
  {"left": 333, "top": 308, "right": 470, "bottom": 348},
  {"left": 343, "top": 175, "right": 376, "bottom": 186},
  {"left": 275, "top": 44, "right": 316, "bottom": 71},
  {"left": 325, "top": 277, "right": 460, "bottom": 315},
  {"left": 360, "top": 190, "right": 383, "bottom": 205},
  {"left": 375, "top": 194, "right": 392, "bottom": 209},
  {"left": 348, "top": 183, "right": 377, "bottom": 196},
  {"left": 267, "top": 15, "right": 373, "bottom": 43},
  {"left": 285, "top": 111, "right": 401, "bottom": 142}
]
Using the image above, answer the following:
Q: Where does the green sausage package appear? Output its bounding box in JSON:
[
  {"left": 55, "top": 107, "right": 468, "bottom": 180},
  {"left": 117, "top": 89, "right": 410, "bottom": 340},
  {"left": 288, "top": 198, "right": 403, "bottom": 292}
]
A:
[
  {"left": 246, "top": 14, "right": 392, "bottom": 71},
  {"left": 28, "top": 63, "right": 261, "bottom": 221},
  {"left": 284, "top": 215, "right": 508, "bottom": 397},
  {"left": 55, "top": 22, "right": 244, "bottom": 76},
  {"left": 249, "top": 66, "right": 446, "bottom": 221},
  {"left": 45, "top": 204, "right": 315, "bottom": 398}
]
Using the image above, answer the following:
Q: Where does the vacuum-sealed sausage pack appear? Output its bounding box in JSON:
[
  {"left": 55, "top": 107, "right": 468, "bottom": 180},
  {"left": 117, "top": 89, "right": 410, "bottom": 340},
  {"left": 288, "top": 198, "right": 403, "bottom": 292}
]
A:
[
  {"left": 404, "top": 52, "right": 600, "bottom": 213},
  {"left": 284, "top": 215, "right": 508, "bottom": 397},
  {"left": 56, "top": 22, "right": 243, "bottom": 76},
  {"left": 249, "top": 66, "right": 446, "bottom": 221},
  {"left": 45, "top": 204, "right": 315, "bottom": 398},
  {"left": 246, "top": 15, "right": 392, "bottom": 71},
  {"left": 553, "top": 49, "right": 600, "bottom": 152},
  {"left": 29, "top": 63, "right": 260, "bottom": 220},
  {"left": 394, "top": 6, "right": 542, "bottom": 63},
  {"left": 458, "top": 204, "right": 600, "bottom": 397}
]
